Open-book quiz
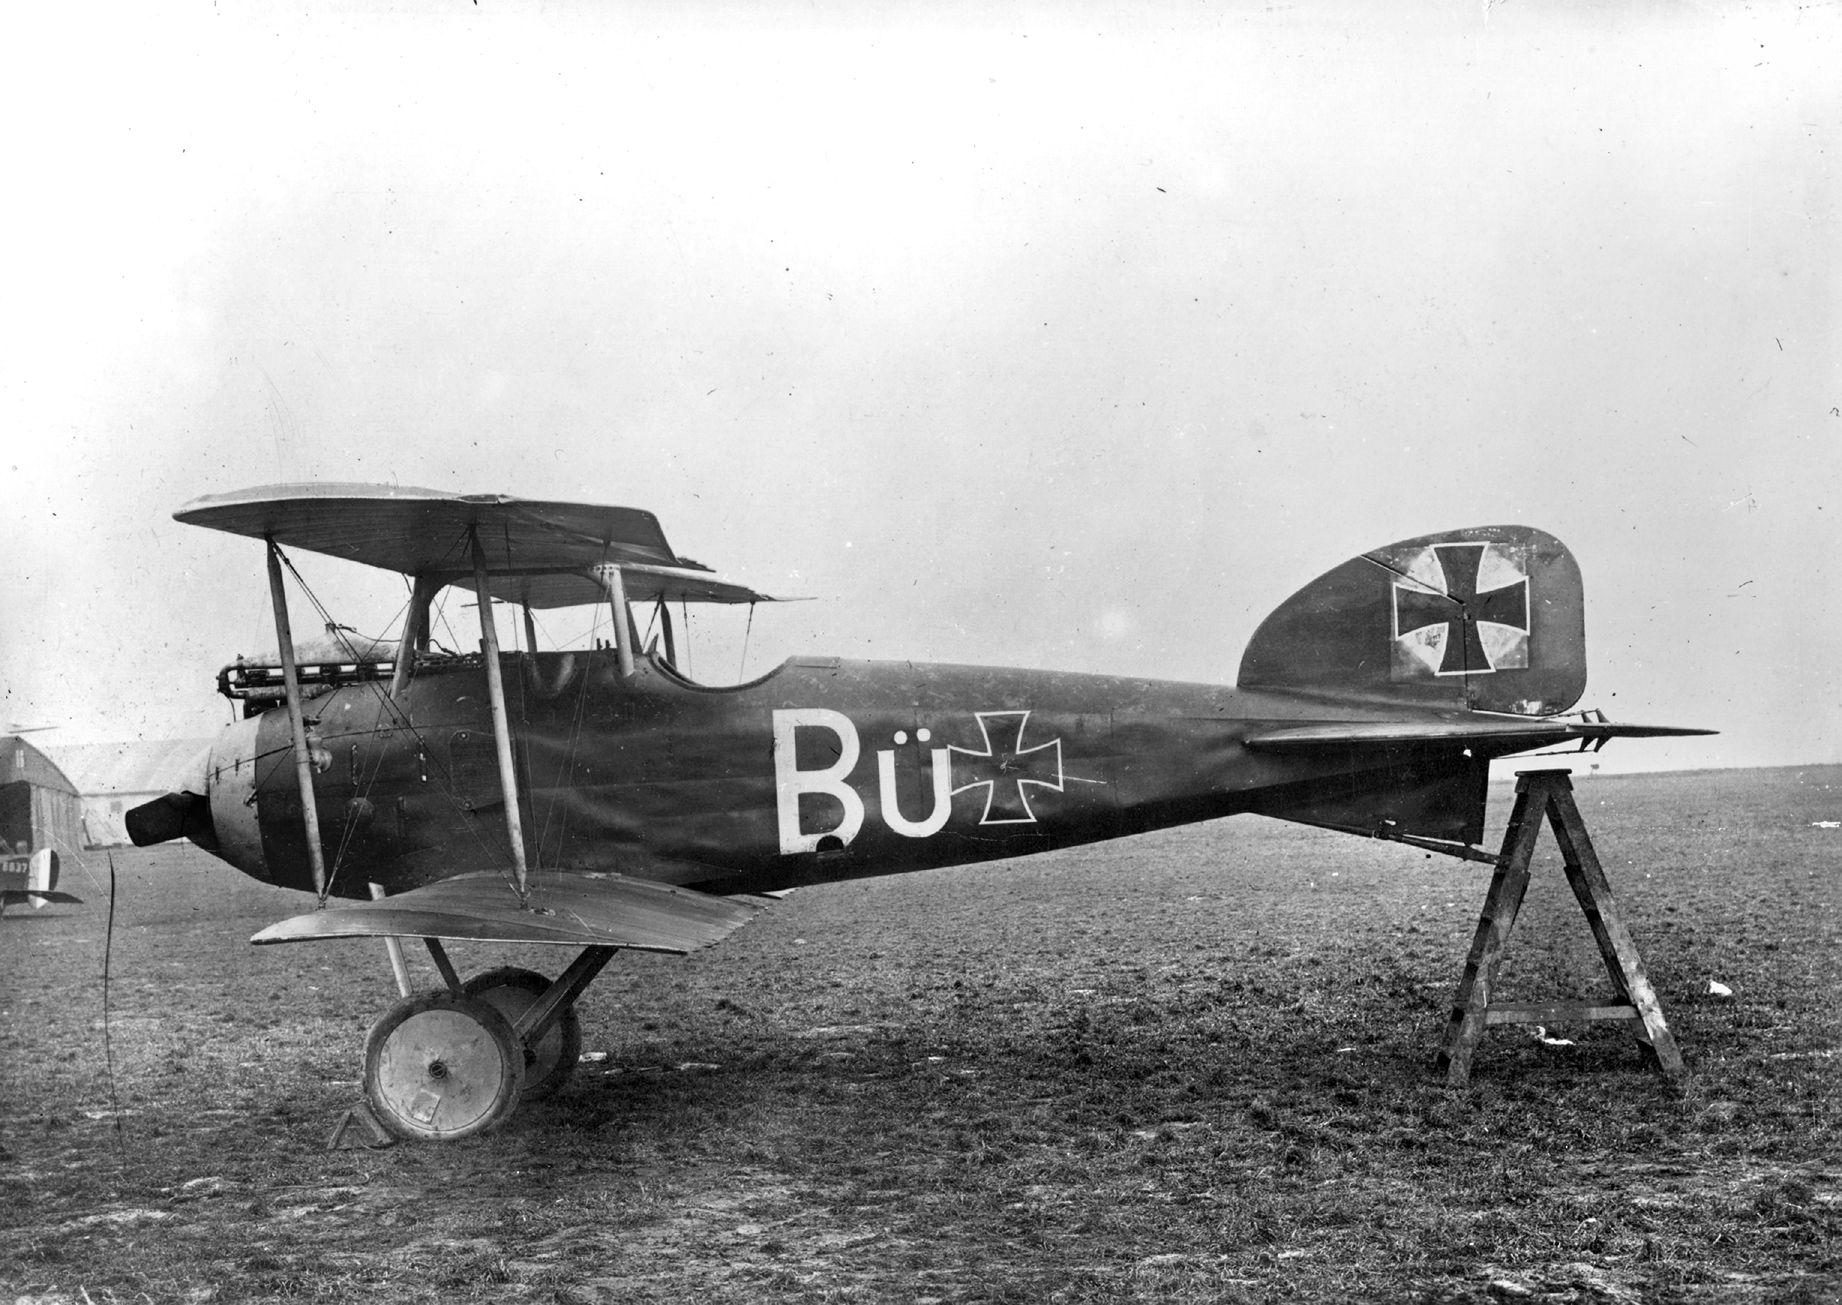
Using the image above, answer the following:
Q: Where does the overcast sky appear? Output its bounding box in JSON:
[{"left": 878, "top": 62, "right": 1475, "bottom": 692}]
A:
[{"left": 2, "top": 1, "right": 1836, "bottom": 774}]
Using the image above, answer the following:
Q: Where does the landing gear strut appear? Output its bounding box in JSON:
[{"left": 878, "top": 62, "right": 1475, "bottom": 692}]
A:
[{"left": 460, "top": 966, "right": 584, "bottom": 1099}]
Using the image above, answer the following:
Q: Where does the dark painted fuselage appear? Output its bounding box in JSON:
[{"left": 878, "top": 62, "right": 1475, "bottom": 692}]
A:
[{"left": 204, "top": 648, "right": 1488, "bottom": 901}]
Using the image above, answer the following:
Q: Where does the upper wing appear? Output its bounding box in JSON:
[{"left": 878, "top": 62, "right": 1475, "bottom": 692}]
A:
[
  {"left": 175, "top": 484, "right": 780, "bottom": 607},
  {"left": 251, "top": 870, "right": 772, "bottom": 952}
]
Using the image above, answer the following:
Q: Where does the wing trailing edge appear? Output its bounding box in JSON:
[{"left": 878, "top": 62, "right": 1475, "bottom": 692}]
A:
[{"left": 251, "top": 870, "right": 771, "bottom": 951}]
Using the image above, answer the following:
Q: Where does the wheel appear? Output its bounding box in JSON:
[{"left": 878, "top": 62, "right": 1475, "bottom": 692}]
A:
[
  {"left": 363, "top": 991, "right": 525, "bottom": 1141},
  {"left": 459, "top": 966, "right": 583, "bottom": 1100}
]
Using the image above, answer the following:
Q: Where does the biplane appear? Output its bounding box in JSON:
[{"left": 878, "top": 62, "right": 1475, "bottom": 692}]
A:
[{"left": 127, "top": 484, "right": 1706, "bottom": 1140}]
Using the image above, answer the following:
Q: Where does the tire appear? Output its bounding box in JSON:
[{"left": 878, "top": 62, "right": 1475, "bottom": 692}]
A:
[
  {"left": 363, "top": 991, "right": 525, "bottom": 1141},
  {"left": 459, "top": 966, "right": 583, "bottom": 1100}
]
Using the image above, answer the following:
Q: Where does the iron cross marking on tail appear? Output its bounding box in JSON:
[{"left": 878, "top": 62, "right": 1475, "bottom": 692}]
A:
[
  {"left": 949, "top": 711, "right": 1065, "bottom": 824},
  {"left": 1394, "top": 543, "right": 1530, "bottom": 676}
]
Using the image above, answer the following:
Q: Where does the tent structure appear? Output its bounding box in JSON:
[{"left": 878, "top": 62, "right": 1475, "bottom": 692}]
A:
[
  {"left": 41, "top": 738, "right": 212, "bottom": 849},
  {"left": 0, "top": 735, "right": 87, "bottom": 868}
]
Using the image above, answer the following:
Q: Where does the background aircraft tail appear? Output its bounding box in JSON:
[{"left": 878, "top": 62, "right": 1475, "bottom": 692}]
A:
[
  {"left": 1238, "top": 525, "right": 1586, "bottom": 717},
  {"left": 0, "top": 848, "right": 79, "bottom": 908}
]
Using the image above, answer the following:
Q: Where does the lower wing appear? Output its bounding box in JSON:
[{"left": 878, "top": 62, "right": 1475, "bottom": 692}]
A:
[{"left": 251, "top": 870, "right": 773, "bottom": 952}]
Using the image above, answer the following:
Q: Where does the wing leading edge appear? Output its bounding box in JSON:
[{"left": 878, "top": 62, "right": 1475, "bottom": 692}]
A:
[{"left": 251, "top": 871, "right": 772, "bottom": 952}]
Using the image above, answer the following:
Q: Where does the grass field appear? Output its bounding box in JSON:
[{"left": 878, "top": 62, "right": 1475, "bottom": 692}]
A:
[{"left": 2, "top": 765, "right": 1838, "bottom": 1303}]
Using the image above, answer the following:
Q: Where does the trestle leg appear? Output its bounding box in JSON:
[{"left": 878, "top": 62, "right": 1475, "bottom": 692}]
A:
[{"left": 1436, "top": 769, "right": 1685, "bottom": 1087}]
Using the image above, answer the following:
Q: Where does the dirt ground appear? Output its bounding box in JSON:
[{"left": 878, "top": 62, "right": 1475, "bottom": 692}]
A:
[{"left": 2, "top": 765, "right": 1838, "bottom": 1302}]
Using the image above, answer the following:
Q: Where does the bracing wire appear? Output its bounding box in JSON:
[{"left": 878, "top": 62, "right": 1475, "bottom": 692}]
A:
[
  {"left": 428, "top": 589, "right": 468, "bottom": 656},
  {"left": 269, "top": 537, "right": 515, "bottom": 896},
  {"left": 272, "top": 568, "right": 419, "bottom": 895},
  {"left": 739, "top": 601, "right": 756, "bottom": 680},
  {"left": 642, "top": 601, "right": 660, "bottom": 650}
]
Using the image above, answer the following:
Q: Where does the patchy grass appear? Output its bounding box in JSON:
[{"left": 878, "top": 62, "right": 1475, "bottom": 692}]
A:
[{"left": 2, "top": 765, "right": 1838, "bottom": 1302}]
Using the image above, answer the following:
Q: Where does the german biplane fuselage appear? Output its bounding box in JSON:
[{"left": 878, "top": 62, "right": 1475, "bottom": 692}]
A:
[{"left": 204, "top": 649, "right": 1521, "bottom": 903}]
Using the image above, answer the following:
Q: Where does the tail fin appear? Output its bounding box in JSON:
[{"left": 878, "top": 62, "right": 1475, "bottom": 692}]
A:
[
  {"left": 26, "top": 848, "right": 59, "bottom": 895},
  {"left": 1237, "top": 525, "right": 1586, "bottom": 716}
]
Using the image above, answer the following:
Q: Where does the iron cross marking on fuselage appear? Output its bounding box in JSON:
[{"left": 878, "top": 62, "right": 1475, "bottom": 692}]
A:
[
  {"left": 949, "top": 711, "right": 1065, "bottom": 824},
  {"left": 1394, "top": 543, "right": 1530, "bottom": 675}
]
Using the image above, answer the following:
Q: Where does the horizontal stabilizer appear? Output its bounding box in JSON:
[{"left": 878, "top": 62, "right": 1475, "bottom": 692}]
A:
[
  {"left": 1245, "top": 717, "right": 1715, "bottom": 754},
  {"left": 251, "top": 870, "right": 771, "bottom": 951},
  {"left": 2, "top": 892, "right": 83, "bottom": 907}
]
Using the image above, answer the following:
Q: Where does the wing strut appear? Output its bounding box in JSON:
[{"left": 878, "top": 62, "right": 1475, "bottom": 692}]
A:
[
  {"left": 370, "top": 882, "right": 413, "bottom": 996},
  {"left": 469, "top": 529, "right": 532, "bottom": 899},
  {"left": 266, "top": 539, "right": 329, "bottom": 899},
  {"left": 389, "top": 574, "right": 441, "bottom": 699},
  {"left": 592, "top": 563, "right": 637, "bottom": 677}
]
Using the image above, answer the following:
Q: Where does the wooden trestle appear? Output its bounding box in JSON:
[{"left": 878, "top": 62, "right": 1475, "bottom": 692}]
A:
[{"left": 1437, "top": 769, "right": 1686, "bottom": 1087}]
